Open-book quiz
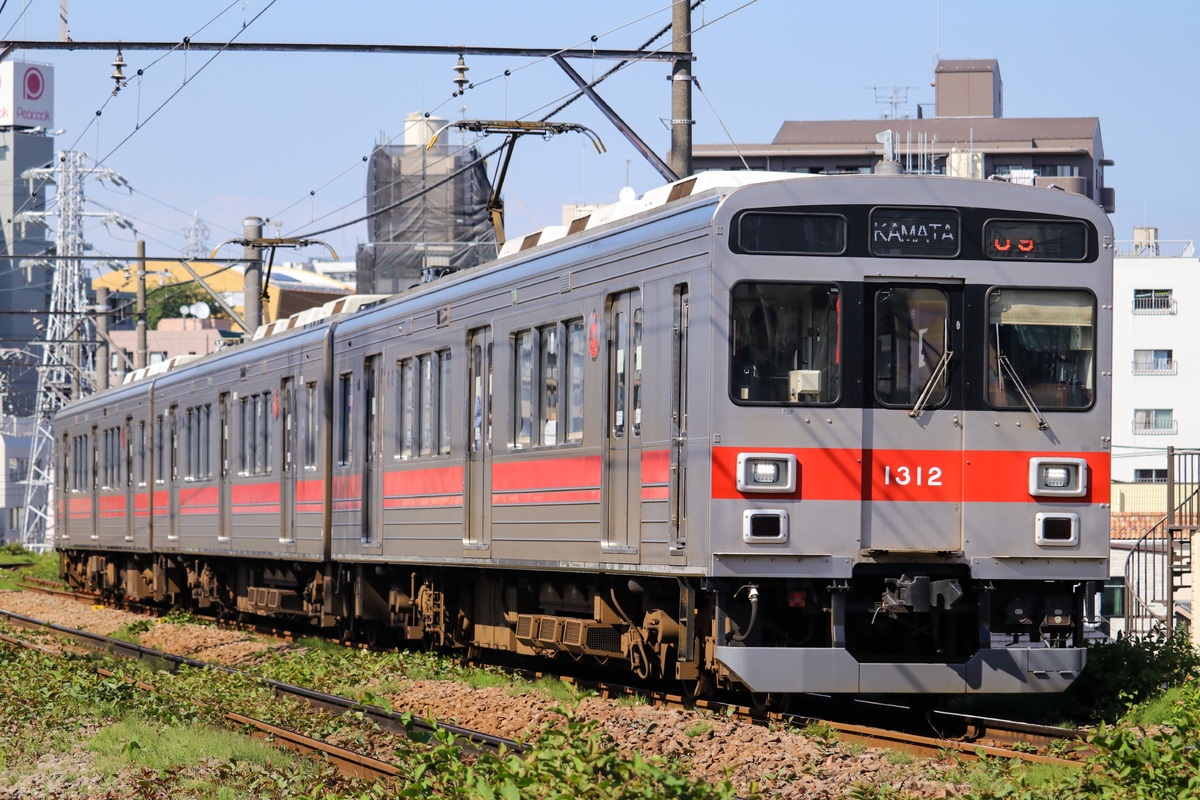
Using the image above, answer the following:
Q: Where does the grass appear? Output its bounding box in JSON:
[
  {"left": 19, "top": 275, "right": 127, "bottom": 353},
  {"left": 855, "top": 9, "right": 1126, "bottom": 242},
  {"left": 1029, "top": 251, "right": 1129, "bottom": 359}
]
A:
[
  {"left": 88, "top": 717, "right": 295, "bottom": 774},
  {"left": 0, "top": 550, "right": 60, "bottom": 591}
]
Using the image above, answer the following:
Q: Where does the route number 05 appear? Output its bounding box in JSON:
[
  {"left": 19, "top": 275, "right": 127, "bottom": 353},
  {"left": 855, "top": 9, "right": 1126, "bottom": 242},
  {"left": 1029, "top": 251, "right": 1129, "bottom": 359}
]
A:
[{"left": 882, "top": 465, "right": 942, "bottom": 486}]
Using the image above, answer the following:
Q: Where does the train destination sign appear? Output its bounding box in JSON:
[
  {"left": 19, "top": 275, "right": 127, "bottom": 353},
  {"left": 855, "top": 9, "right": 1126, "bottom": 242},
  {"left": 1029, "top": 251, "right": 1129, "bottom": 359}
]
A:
[
  {"left": 984, "top": 219, "right": 1088, "bottom": 261},
  {"left": 869, "top": 207, "right": 960, "bottom": 257}
]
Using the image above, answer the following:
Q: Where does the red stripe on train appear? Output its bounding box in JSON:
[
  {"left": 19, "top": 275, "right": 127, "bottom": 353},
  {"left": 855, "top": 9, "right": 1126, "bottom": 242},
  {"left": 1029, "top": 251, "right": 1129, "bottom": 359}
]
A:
[{"left": 711, "top": 447, "right": 1109, "bottom": 503}]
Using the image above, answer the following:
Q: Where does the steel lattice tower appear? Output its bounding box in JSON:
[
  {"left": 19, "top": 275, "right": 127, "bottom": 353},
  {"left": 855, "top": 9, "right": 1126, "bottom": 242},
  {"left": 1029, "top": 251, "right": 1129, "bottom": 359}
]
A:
[{"left": 20, "top": 151, "right": 96, "bottom": 550}]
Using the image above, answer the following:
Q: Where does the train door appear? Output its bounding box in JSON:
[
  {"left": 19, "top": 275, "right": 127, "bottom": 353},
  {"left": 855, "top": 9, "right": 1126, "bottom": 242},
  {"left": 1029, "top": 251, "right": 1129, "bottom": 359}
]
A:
[
  {"left": 605, "top": 290, "right": 642, "bottom": 558},
  {"left": 218, "top": 394, "right": 231, "bottom": 542},
  {"left": 89, "top": 426, "right": 99, "bottom": 539},
  {"left": 124, "top": 417, "right": 134, "bottom": 543},
  {"left": 280, "top": 378, "right": 296, "bottom": 545},
  {"left": 167, "top": 405, "right": 180, "bottom": 541},
  {"left": 669, "top": 285, "right": 689, "bottom": 561},
  {"left": 465, "top": 329, "right": 492, "bottom": 552},
  {"left": 361, "top": 356, "right": 381, "bottom": 546},
  {"left": 863, "top": 282, "right": 964, "bottom": 553}
]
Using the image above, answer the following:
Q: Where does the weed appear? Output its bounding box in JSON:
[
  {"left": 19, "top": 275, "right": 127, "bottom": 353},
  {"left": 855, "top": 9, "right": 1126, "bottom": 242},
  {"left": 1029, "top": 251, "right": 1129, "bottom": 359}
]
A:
[{"left": 685, "top": 720, "right": 713, "bottom": 737}]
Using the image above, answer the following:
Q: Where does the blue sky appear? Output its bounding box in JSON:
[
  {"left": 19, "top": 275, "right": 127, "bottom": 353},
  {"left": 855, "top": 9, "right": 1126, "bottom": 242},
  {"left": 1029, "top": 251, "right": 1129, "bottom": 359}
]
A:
[{"left": 5, "top": 1, "right": 1197, "bottom": 264}]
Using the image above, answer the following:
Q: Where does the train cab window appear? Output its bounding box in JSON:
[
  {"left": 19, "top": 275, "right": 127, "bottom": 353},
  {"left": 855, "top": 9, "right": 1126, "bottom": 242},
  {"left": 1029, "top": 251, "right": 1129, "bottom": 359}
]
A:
[
  {"left": 874, "top": 287, "right": 950, "bottom": 408},
  {"left": 987, "top": 289, "right": 1095, "bottom": 410},
  {"left": 731, "top": 282, "right": 841, "bottom": 405}
]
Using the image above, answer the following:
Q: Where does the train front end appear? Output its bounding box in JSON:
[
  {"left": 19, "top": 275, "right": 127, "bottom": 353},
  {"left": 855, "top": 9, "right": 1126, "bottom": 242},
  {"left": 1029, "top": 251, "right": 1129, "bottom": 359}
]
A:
[{"left": 703, "top": 174, "right": 1111, "bottom": 694}]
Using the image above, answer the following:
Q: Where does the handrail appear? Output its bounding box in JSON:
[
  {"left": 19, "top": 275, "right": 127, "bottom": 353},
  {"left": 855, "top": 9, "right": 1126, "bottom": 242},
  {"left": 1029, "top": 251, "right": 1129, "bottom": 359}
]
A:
[{"left": 1124, "top": 480, "right": 1200, "bottom": 636}]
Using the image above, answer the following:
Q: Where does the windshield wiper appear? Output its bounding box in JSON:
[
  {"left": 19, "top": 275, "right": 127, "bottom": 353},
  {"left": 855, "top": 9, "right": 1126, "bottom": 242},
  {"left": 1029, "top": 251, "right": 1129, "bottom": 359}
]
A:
[
  {"left": 908, "top": 349, "right": 953, "bottom": 419},
  {"left": 997, "top": 354, "right": 1048, "bottom": 430}
]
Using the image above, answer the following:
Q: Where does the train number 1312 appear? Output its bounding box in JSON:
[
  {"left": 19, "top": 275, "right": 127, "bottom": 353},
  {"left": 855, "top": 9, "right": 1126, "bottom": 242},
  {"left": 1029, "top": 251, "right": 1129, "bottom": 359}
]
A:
[{"left": 882, "top": 465, "right": 943, "bottom": 486}]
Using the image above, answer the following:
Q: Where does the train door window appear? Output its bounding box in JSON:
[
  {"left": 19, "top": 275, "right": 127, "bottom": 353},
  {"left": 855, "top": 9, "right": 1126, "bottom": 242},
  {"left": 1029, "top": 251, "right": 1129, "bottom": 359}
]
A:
[
  {"left": 125, "top": 420, "right": 133, "bottom": 488},
  {"left": 539, "top": 326, "right": 558, "bottom": 445},
  {"left": 420, "top": 354, "right": 434, "bottom": 456},
  {"left": 338, "top": 373, "right": 353, "bottom": 466},
  {"left": 364, "top": 356, "right": 379, "bottom": 465},
  {"left": 303, "top": 382, "right": 318, "bottom": 470},
  {"left": 874, "top": 287, "right": 949, "bottom": 408},
  {"left": 239, "top": 398, "right": 251, "bottom": 475},
  {"left": 514, "top": 331, "right": 534, "bottom": 448},
  {"left": 438, "top": 351, "right": 452, "bottom": 455},
  {"left": 200, "top": 404, "right": 211, "bottom": 479},
  {"left": 471, "top": 340, "right": 493, "bottom": 453},
  {"left": 260, "top": 393, "right": 273, "bottom": 474},
  {"left": 730, "top": 283, "right": 842, "bottom": 405},
  {"left": 398, "top": 358, "right": 416, "bottom": 459},
  {"left": 566, "top": 320, "right": 586, "bottom": 443},
  {"left": 986, "top": 289, "right": 1095, "bottom": 410},
  {"left": 613, "top": 311, "right": 628, "bottom": 438},
  {"left": 632, "top": 308, "right": 643, "bottom": 438}
]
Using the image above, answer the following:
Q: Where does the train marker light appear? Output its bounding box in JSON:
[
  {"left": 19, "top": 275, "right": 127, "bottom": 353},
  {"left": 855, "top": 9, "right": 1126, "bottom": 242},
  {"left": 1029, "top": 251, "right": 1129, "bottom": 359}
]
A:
[
  {"left": 736, "top": 453, "right": 797, "bottom": 493},
  {"left": 1028, "top": 457, "right": 1087, "bottom": 497}
]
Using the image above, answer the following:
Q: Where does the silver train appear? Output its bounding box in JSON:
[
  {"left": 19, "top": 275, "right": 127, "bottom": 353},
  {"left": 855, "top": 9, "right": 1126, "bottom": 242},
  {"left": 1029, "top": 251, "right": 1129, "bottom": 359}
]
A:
[{"left": 54, "top": 171, "right": 1113, "bottom": 696}]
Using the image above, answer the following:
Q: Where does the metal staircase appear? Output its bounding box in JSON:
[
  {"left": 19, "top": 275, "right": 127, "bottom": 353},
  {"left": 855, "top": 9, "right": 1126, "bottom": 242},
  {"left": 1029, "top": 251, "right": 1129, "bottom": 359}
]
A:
[{"left": 1124, "top": 447, "right": 1196, "bottom": 636}]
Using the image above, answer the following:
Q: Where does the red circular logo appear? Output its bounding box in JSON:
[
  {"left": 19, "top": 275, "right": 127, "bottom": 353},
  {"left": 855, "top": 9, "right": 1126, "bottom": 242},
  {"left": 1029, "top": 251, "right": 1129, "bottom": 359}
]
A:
[
  {"left": 587, "top": 311, "right": 600, "bottom": 361},
  {"left": 23, "top": 67, "right": 45, "bottom": 100}
]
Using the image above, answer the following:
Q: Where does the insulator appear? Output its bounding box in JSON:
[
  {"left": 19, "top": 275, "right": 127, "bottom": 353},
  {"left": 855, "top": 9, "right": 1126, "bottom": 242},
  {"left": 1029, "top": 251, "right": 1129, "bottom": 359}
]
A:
[{"left": 452, "top": 55, "right": 469, "bottom": 92}]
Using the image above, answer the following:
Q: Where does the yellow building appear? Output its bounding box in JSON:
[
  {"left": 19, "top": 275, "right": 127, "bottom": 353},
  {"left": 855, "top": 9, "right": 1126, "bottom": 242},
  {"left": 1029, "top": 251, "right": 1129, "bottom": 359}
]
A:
[{"left": 92, "top": 259, "right": 354, "bottom": 334}]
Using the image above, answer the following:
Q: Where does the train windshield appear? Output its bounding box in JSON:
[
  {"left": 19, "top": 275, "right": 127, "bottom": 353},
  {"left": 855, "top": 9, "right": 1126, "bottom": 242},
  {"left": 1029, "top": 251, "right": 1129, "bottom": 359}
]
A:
[
  {"left": 986, "top": 288, "right": 1095, "bottom": 409},
  {"left": 730, "top": 282, "right": 840, "bottom": 404}
]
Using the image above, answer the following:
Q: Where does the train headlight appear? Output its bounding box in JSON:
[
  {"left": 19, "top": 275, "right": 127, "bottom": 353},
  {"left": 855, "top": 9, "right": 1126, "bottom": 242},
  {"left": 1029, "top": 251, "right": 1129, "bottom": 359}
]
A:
[
  {"left": 1028, "top": 457, "right": 1088, "bottom": 497},
  {"left": 736, "top": 453, "right": 797, "bottom": 493}
]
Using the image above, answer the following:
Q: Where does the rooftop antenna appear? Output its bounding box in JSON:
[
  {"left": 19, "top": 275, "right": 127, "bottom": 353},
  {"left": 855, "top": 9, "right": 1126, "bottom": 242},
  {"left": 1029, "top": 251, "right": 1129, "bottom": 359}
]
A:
[{"left": 869, "top": 86, "right": 916, "bottom": 120}]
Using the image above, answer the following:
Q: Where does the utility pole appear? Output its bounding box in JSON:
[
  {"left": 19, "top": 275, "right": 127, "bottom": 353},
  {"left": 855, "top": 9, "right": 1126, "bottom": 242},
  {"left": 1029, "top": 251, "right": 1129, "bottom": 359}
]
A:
[
  {"left": 669, "top": 0, "right": 693, "bottom": 179},
  {"left": 242, "top": 216, "right": 264, "bottom": 333},
  {"left": 136, "top": 239, "right": 147, "bottom": 370}
]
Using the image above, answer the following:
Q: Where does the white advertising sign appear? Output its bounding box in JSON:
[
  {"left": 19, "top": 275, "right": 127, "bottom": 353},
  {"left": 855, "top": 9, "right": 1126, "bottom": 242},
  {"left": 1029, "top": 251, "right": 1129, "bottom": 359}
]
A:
[{"left": 0, "top": 61, "right": 54, "bottom": 128}]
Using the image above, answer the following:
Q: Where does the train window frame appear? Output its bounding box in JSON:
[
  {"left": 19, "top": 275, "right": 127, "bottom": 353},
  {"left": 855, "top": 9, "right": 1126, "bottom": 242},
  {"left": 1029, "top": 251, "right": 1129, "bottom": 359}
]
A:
[
  {"left": 729, "top": 281, "right": 843, "bottom": 407},
  {"left": 985, "top": 287, "right": 1097, "bottom": 412},
  {"left": 732, "top": 210, "right": 848, "bottom": 256}
]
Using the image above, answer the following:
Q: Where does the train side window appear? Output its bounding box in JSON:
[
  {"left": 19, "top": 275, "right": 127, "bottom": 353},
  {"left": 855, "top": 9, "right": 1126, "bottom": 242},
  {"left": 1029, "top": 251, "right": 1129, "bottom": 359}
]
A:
[
  {"left": 138, "top": 420, "right": 147, "bottom": 486},
  {"left": 438, "top": 351, "right": 452, "bottom": 455},
  {"left": 239, "top": 398, "right": 251, "bottom": 475},
  {"left": 338, "top": 373, "right": 353, "bottom": 466},
  {"left": 566, "top": 320, "right": 585, "bottom": 443},
  {"left": 632, "top": 308, "right": 643, "bottom": 438},
  {"left": 184, "top": 409, "right": 195, "bottom": 481},
  {"left": 420, "top": 354, "right": 435, "bottom": 456},
  {"left": 155, "top": 416, "right": 165, "bottom": 484},
  {"left": 303, "top": 382, "right": 318, "bottom": 470},
  {"left": 398, "top": 358, "right": 416, "bottom": 459},
  {"left": 730, "top": 282, "right": 842, "bottom": 405},
  {"left": 200, "top": 404, "right": 211, "bottom": 479},
  {"left": 514, "top": 331, "right": 534, "bottom": 449},
  {"left": 539, "top": 326, "right": 558, "bottom": 445},
  {"left": 168, "top": 407, "right": 178, "bottom": 483},
  {"left": 258, "top": 393, "right": 272, "bottom": 474}
]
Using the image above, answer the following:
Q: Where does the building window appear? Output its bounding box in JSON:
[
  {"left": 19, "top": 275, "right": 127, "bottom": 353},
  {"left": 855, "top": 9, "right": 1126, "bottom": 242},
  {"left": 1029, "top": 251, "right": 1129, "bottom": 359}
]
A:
[
  {"left": 1133, "top": 289, "right": 1175, "bottom": 314},
  {"left": 1132, "top": 349, "right": 1176, "bottom": 375},
  {"left": 1133, "top": 408, "right": 1176, "bottom": 435},
  {"left": 1133, "top": 469, "right": 1168, "bottom": 483}
]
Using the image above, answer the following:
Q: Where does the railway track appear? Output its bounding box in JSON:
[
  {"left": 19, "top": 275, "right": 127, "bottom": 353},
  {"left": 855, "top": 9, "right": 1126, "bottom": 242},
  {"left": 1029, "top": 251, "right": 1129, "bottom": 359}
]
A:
[
  {"left": 0, "top": 604, "right": 522, "bottom": 781},
  {"left": 5, "top": 581, "right": 1085, "bottom": 771}
]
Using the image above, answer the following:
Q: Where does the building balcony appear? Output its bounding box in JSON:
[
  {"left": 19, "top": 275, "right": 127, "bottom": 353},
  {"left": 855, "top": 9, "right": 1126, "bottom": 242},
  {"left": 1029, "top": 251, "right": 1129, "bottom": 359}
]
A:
[
  {"left": 1132, "top": 359, "right": 1178, "bottom": 376},
  {"left": 1115, "top": 240, "right": 1195, "bottom": 258},
  {"left": 1132, "top": 421, "right": 1178, "bottom": 435},
  {"left": 1132, "top": 297, "right": 1178, "bottom": 315}
]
